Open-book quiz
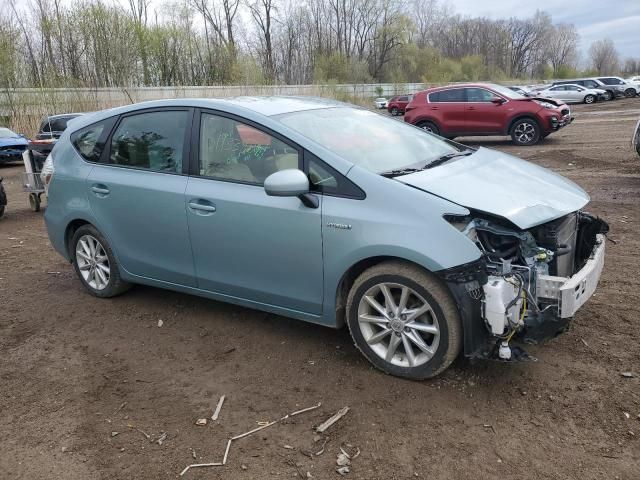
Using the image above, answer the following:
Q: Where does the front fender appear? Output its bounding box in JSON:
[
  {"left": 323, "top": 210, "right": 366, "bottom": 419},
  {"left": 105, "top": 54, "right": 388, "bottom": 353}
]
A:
[{"left": 320, "top": 166, "right": 482, "bottom": 327}]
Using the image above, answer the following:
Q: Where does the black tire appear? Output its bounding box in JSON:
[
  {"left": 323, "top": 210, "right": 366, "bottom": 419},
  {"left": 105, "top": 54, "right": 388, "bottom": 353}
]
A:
[
  {"left": 29, "top": 193, "right": 41, "bottom": 212},
  {"left": 0, "top": 205, "right": 4, "bottom": 218},
  {"left": 346, "top": 261, "right": 462, "bottom": 380},
  {"left": 416, "top": 121, "right": 440, "bottom": 135},
  {"left": 510, "top": 118, "right": 541, "bottom": 146},
  {"left": 604, "top": 90, "right": 614, "bottom": 101},
  {"left": 583, "top": 94, "right": 595, "bottom": 104},
  {"left": 71, "top": 224, "right": 131, "bottom": 298},
  {"left": 624, "top": 88, "right": 636, "bottom": 98},
  {"left": 391, "top": 107, "right": 399, "bottom": 116}
]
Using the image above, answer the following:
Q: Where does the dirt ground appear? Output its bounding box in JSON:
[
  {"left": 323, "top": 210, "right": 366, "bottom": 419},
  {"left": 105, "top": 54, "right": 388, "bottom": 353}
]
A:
[{"left": 1, "top": 99, "right": 639, "bottom": 480}]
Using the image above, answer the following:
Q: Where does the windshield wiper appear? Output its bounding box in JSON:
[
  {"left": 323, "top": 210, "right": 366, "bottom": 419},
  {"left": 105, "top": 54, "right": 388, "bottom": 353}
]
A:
[
  {"left": 380, "top": 167, "right": 424, "bottom": 177},
  {"left": 424, "top": 149, "right": 473, "bottom": 169}
]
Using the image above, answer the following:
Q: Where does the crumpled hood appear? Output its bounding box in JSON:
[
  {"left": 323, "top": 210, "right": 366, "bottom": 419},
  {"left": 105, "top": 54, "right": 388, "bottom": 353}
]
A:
[{"left": 397, "top": 147, "right": 590, "bottom": 229}]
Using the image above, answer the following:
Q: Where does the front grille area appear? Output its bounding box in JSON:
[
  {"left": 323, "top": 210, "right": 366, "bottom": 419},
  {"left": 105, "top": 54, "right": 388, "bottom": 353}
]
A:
[
  {"left": 532, "top": 213, "right": 578, "bottom": 277},
  {"left": 0, "top": 145, "right": 26, "bottom": 153},
  {"left": 561, "top": 108, "right": 570, "bottom": 117}
]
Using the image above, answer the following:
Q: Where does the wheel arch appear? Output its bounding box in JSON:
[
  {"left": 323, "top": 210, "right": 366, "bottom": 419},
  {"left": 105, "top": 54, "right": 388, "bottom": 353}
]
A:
[
  {"left": 507, "top": 114, "right": 541, "bottom": 135},
  {"left": 413, "top": 116, "right": 441, "bottom": 130},
  {"left": 334, "top": 256, "right": 437, "bottom": 328},
  {"left": 64, "top": 218, "right": 92, "bottom": 258}
]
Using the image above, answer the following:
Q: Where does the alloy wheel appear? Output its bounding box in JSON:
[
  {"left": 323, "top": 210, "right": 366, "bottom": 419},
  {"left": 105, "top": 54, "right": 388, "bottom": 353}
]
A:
[
  {"left": 75, "top": 234, "right": 110, "bottom": 290},
  {"left": 514, "top": 122, "right": 536, "bottom": 144},
  {"left": 357, "top": 282, "right": 440, "bottom": 368}
]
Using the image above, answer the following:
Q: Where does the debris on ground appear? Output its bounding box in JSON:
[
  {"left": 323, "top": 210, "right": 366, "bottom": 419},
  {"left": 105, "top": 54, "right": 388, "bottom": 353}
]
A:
[
  {"left": 111, "top": 431, "right": 119, "bottom": 437},
  {"left": 336, "top": 466, "right": 350, "bottom": 475},
  {"left": 136, "top": 428, "right": 151, "bottom": 441},
  {"left": 157, "top": 319, "right": 164, "bottom": 327},
  {"left": 336, "top": 453, "right": 350, "bottom": 467},
  {"left": 157, "top": 432, "right": 167, "bottom": 445},
  {"left": 620, "top": 371, "right": 634, "bottom": 378},
  {"left": 315, "top": 406, "right": 349, "bottom": 433},
  {"left": 179, "top": 402, "right": 322, "bottom": 476},
  {"left": 211, "top": 395, "right": 226, "bottom": 421},
  {"left": 195, "top": 418, "right": 207, "bottom": 426}
]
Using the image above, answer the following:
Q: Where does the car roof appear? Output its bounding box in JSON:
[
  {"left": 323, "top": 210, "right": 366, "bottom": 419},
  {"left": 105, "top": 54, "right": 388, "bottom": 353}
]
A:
[
  {"left": 420, "top": 83, "right": 501, "bottom": 93},
  {"left": 66, "top": 96, "right": 352, "bottom": 131}
]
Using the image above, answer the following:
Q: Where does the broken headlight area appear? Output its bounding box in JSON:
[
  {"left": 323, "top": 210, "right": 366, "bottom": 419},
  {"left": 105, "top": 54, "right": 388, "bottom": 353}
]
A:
[{"left": 442, "top": 212, "right": 609, "bottom": 362}]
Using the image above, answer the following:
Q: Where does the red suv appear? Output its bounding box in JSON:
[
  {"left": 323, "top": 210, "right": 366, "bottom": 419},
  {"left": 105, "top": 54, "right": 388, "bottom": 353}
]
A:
[
  {"left": 404, "top": 83, "right": 572, "bottom": 145},
  {"left": 387, "top": 95, "right": 413, "bottom": 116}
]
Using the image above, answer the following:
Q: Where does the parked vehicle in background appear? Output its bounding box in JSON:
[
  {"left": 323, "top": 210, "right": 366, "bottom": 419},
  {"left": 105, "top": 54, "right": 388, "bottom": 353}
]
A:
[
  {"left": 0, "top": 127, "right": 29, "bottom": 164},
  {"left": 387, "top": 95, "right": 412, "bottom": 116},
  {"left": 374, "top": 97, "right": 388, "bottom": 109},
  {"left": 44, "top": 97, "right": 607, "bottom": 379},
  {"left": 404, "top": 83, "right": 572, "bottom": 145},
  {"left": 507, "top": 86, "right": 533, "bottom": 96},
  {"left": 633, "top": 119, "right": 640, "bottom": 157},
  {"left": 537, "top": 84, "right": 605, "bottom": 104},
  {"left": 552, "top": 78, "right": 617, "bottom": 101},
  {"left": 626, "top": 76, "right": 640, "bottom": 85},
  {"left": 596, "top": 77, "right": 638, "bottom": 98},
  {"left": 30, "top": 113, "right": 84, "bottom": 169}
]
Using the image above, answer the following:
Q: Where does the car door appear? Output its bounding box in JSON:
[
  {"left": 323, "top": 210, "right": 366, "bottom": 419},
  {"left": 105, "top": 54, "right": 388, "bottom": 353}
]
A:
[
  {"left": 184, "top": 110, "right": 324, "bottom": 315},
  {"left": 564, "top": 85, "right": 582, "bottom": 102},
  {"left": 427, "top": 88, "right": 466, "bottom": 135},
  {"left": 545, "top": 86, "right": 566, "bottom": 101},
  {"left": 463, "top": 87, "right": 505, "bottom": 134},
  {"left": 86, "top": 108, "right": 197, "bottom": 286}
]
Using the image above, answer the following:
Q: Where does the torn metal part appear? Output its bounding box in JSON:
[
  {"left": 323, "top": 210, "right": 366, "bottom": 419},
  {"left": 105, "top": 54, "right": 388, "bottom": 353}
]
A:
[
  {"left": 211, "top": 395, "right": 226, "bottom": 421},
  {"left": 315, "top": 406, "right": 350, "bottom": 433}
]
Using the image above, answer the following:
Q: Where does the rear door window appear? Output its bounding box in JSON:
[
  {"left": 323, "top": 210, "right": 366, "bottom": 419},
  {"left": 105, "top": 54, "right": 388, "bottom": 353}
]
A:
[
  {"left": 109, "top": 110, "right": 188, "bottom": 173},
  {"left": 429, "top": 88, "right": 465, "bottom": 102},
  {"left": 465, "top": 88, "right": 496, "bottom": 102}
]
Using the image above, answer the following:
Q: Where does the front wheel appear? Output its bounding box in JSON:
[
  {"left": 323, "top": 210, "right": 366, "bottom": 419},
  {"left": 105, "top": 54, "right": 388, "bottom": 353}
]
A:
[
  {"left": 416, "top": 121, "right": 440, "bottom": 135},
  {"left": 391, "top": 107, "right": 399, "bottom": 116},
  {"left": 625, "top": 88, "right": 636, "bottom": 98},
  {"left": 604, "top": 90, "right": 614, "bottom": 101},
  {"left": 346, "top": 261, "right": 462, "bottom": 380},
  {"left": 584, "top": 94, "right": 595, "bottom": 104},
  {"left": 510, "top": 118, "right": 541, "bottom": 146},
  {"left": 71, "top": 225, "right": 131, "bottom": 298}
]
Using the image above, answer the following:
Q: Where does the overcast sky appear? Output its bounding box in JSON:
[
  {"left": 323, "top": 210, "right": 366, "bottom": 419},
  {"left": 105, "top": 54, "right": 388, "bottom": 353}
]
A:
[{"left": 449, "top": 0, "right": 640, "bottom": 61}]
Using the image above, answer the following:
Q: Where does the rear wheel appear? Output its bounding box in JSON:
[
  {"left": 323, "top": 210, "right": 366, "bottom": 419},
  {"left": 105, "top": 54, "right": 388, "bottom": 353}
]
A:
[
  {"left": 604, "top": 90, "right": 614, "bottom": 101},
  {"left": 28, "top": 193, "right": 41, "bottom": 212},
  {"left": 71, "top": 225, "right": 131, "bottom": 298},
  {"left": 510, "top": 118, "right": 541, "bottom": 146},
  {"left": 416, "top": 121, "right": 439, "bottom": 135},
  {"left": 346, "top": 261, "right": 462, "bottom": 380},
  {"left": 624, "top": 88, "right": 636, "bottom": 98},
  {"left": 583, "top": 94, "right": 595, "bottom": 104}
]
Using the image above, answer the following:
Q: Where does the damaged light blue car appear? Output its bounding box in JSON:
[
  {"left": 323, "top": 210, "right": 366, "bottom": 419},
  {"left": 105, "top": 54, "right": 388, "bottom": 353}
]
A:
[{"left": 43, "top": 97, "right": 609, "bottom": 379}]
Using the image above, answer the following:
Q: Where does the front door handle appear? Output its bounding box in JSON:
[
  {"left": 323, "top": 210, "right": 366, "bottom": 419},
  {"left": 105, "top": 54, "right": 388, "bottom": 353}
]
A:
[
  {"left": 91, "top": 184, "right": 110, "bottom": 196},
  {"left": 188, "top": 200, "right": 217, "bottom": 214}
]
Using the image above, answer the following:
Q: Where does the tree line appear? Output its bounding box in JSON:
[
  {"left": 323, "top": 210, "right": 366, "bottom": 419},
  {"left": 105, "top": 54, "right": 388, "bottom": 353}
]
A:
[{"left": 0, "top": 0, "right": 637, "bottom": 89}]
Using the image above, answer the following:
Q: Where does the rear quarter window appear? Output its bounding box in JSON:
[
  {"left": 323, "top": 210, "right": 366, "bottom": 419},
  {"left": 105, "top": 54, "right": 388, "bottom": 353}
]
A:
[{"left": 70, "top": 118, "right": 116, "bottom": 163}]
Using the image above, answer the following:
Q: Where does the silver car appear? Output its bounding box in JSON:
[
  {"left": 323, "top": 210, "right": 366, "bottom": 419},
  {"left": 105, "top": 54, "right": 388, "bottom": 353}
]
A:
[
  {"left": 44, "top": 97, "right": 608, "bottom": 379},
  {"left": 374, "top": 97, "right": 388, "bottom": 109},
  {"left": 539, "top": 84, "right": 604, "bottom": 104}
]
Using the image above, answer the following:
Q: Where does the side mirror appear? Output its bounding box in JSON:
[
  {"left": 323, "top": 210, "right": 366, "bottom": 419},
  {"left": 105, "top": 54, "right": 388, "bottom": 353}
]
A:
[
  {"left": 264, "top": 169, "right": 309, "bottom": 197},
  {"left": 264, "top": 169, "right": 318, "bottom": 208},
  {"left": 491, "top": 97, "right": 505, "bottom": 105}
]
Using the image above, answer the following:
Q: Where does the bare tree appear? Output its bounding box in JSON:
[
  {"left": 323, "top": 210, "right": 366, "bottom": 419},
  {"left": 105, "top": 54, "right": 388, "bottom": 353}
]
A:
[
  {"left": 589, "top": 38, "right": 620, "bottom": 75},
  {"left": 547, "top": 23, "right": 579, "bottom": 74}
]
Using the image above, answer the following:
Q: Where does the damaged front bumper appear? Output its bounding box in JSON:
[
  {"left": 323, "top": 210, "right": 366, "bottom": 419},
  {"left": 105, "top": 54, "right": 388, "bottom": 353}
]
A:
[{"left": 440, "top": 213, "right": 608, "bottom": 361}]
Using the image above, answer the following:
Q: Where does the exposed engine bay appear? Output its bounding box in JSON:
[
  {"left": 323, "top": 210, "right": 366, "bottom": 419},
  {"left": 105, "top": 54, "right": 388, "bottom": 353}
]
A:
[{"left": 445, "top": 211, "right": 609, "bottom": 361}]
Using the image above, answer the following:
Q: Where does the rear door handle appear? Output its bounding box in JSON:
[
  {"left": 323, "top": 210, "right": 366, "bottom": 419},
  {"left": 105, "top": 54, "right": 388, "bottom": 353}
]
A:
[
  {"left": 467, "top": 106, "right": 476, "bottom": 110},
  {"left": 90, "top": 184, "right": 110, "bottom": 196},
  {"left": 430, "top": 106, "right": 439, "bottom": 110},
  {"left": 188, "top": 200, "right": 217, "bottom": 214}
]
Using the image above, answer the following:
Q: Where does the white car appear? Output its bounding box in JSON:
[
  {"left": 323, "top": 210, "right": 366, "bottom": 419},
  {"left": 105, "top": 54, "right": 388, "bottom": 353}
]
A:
[
  {"left": 374, "top": 97, "right": 388, "bottom": 109},
  {"left": 538, "top": 84, "right": 605, "bottom": 104},
  {"left": 633, "top": 119, "right": 640, "bottom": 157}
]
